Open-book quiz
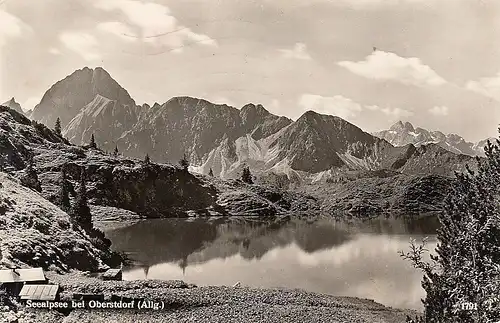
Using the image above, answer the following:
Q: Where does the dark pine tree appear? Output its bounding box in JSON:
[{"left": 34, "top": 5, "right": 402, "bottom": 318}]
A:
[
  {"left": 58, "top": 166, "right": 71, "bottom": 212},
  {"left": 89, "top": 134, "right": 97, "bottom": 149},
  {"left": 241, "top": 166, "right": 253, "bottom": 184},
  {"left": 208, "top": 168, "right": 214, "bottom": 177},
  {"left": 54, "top": 117, "right": 62, "bottom": 136},
  {"left": 70, "top": 169, "right": 92, "bottom": 232},
  {"left": 113, "top": 145, "right": 119, "bottom": 157},
  {"left": 144, "top": 153, "right": 151, "bottom": 164},
  {"left": 179, "top": 153, "right": 189, "bottom": 172}
]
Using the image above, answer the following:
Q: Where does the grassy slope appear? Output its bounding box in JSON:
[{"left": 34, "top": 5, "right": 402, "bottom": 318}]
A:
[{"left": 0, "top": 172, "right": 110, "bottom": 272}]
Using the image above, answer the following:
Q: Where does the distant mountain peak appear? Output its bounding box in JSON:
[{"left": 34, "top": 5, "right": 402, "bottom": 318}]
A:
[
  {"left": 2, "top": 97, "right": 23, "bottom": 115},
  {"left": 297, "top": 110, "right": 325, "bottom": 122},
  {"left": 374, "top": 121, "right": 488, "bottom": 157},
  {"left": 390, "top": 120, "right": 414, "bottom": 132},
  {"left": 31, "top": 66, "right": 136, "bottom": 128}
]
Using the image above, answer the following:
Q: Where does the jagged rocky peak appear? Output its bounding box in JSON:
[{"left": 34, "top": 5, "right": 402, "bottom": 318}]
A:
[
  {"left": 295, "top": 110, "right": 330, "bottom": 126},
  {"left": 30, "top": 66, "right": 136, "bottom": 129},
  {"left": 296, "top": 110, "right": 365, "bottom": 134},
  {"left": 240, "top": 103, "right": 272, "bottom": 126},
  {"left": 446, "top": 133, "right": 466, "bottom": 143},
  {"left": 157, "top": 96, "right": 239, "bottom": 117},
  {"left": 374, "top": 120, "right": 489, "bottom": 157},
  {"left": 2, "top": 97, "right": 23, "bottom": 115},
  {"left": 240, "top": 103, "right": 271, "bottom": 117},
  {"left": 390, "top": 120, "right": 415, "bottom": 132}
]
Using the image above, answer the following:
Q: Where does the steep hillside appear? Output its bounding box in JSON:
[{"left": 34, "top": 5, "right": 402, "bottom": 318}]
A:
[
  {"left": 270, "top": 111, "right": 397, "bottom": 173},
  {"left": 117, "top": 98, "right": 292, "bottom": 165},
  {"left": 0, "top": 173, "right": 115, "bottom": 271},
  {"left": 64, "top": 94, "right": 143, "bottom": 150}
]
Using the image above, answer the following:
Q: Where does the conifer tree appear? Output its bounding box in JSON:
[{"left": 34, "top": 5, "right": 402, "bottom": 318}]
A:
[
  {"left": 113, "top": 145, "right": 119, "bottom": 157},
  {"left": 71, "top": 169, "right": 92, "bottom": 232},
  {"left": 241, "top": 166, "right": 253, "bottom": 184},
  {"left": 208, "top": 168, "right": 214, "bottom": 177},
  {"left": 144, "top": 153, "right": 151, "bottom": 164},
  {"left": 179, "top": 153, "right": 189, "bottom": 172},
  {"left": 401, "top": 134, "right": 500, "bottom": 323},
  {"left": 54, "top": 117, "right": 62, "bottom": 136},
  {"left": 89, "top": 134, "right": 97, "bottom": 149}
]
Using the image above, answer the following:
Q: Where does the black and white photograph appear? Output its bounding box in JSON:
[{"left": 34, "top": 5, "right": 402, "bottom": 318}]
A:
[{"left": 1, "top": 0, "right": 500, "bottom": 322}]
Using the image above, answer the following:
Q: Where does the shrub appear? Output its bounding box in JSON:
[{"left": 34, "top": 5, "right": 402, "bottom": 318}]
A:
[{"left": 401, "top": 134, "right": 500, "bottom": 322}]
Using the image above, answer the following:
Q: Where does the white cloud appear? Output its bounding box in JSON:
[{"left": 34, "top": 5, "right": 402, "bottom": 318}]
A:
[
  {"left": 94, "top": 0, "right": 217, "bottom": 50},
  {"left": 0, "top": 10, "right": 30, "bottom": 46},
  {"left": 367, "top": 105, "right": 414, "bottom": 118},
  {"left": 428, "top": 106, "right": 449, "bottom": 116},
  {"left": 97, "top": 21, "right": 137, "bottom": 42},
  {"left": 380, "top": 107, "right": 414, "bottom": 118},
  {"left": 59, "top": 32, "right": 101, "bottom": 61},
  {"left": 48, "top": 47, "right": 61, "bottom": 55},
  {"left": 279, "top": 43, "right": 312, "bottom": 60},
  {"left": 338, "top": 50, "right": 446, "bottom": 87},
  {"left": 298, "top": 95, "right": 414, "bottom": 121},
  {"left": 466, "top": 73, "right": 500, "bottom": 102},
  {"left": 299, "top": 94, "right": 363, "bottom": 119}
]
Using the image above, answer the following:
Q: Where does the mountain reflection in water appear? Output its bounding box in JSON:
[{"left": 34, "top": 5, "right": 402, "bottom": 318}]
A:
[{"left": 104, "top": 217, "right": 439, "bottom": 310}]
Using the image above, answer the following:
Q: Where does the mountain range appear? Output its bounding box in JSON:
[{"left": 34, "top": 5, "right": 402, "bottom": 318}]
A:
[
  {"left": 27, "top": 67, "right": 478, "bottom": 181},
  {"left": 373, "top": 121, "right": 491, "bottom": 157}
]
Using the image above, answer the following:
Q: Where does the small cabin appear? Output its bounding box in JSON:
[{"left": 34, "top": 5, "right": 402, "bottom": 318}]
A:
[
  {"left": 0, "top": 268, "right": 46, "bottom": 296},
  {"left": 18, "top": 284, "right": 60, "bottom": 301},
  {"left": 102, "top": 268, "right": 122, "bottom": 281}
]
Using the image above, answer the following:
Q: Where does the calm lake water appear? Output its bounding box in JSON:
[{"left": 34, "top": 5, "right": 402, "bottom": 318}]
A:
[{"left": 103, "top": 217, "right": 439, "bottom": 311}]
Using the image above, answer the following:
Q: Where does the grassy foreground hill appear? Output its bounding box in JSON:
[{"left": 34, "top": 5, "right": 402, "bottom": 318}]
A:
[{"left": 0, "top": 172, "right": 116, "bottom": 272}]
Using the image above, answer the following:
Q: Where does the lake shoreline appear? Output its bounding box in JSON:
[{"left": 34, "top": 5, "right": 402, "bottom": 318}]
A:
[{"left": 2, "top": 270, "right": 419, "bottom": 322}]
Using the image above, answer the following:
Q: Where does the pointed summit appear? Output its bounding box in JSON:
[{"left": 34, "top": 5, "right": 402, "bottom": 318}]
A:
[
  {"left": 2, "top": 97, "right": 23, "bottom": 115},
  {"left": 390, "top": 120, "right": 414, "bottom": 132},
  {"left": 31, "top": 66, "right": 136, "bottom": 129}
]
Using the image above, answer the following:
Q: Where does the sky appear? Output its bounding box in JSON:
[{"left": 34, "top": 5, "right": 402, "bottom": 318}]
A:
[{"left": 1, "top": 0, "right": 500, "bottom": 141}]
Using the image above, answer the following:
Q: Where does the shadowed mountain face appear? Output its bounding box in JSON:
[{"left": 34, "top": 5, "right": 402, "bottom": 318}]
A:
[
  {"left": 373, "top": 121, "right": 491, "bottom": 157},
  {"left": 116, "top": 98, "right": 292, "bottom": 164},
  {"left": 29, "top": 67, "right": 475, "bottom": 179}
]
